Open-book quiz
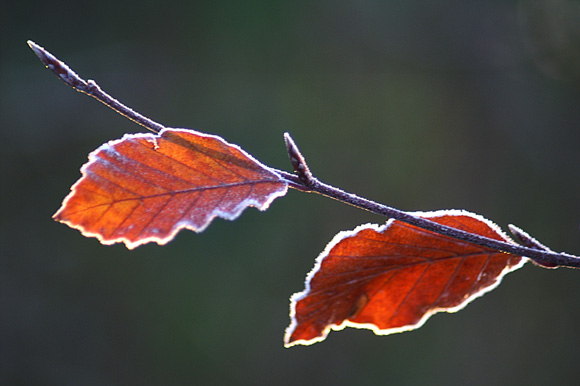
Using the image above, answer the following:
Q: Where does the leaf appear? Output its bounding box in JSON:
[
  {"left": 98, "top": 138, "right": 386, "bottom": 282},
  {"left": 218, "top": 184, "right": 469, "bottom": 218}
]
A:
[
  {"left": 54, "top": 128, "right": 288, "bottom": 249},
  {"left": 284, "top": 210, "right": 526, "bottom": 347}
]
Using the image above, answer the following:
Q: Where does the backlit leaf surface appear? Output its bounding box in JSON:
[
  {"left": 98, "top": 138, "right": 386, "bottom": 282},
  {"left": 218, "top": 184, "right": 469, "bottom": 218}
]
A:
[
  {"left": 54, "top": 128, "right": 288, "bottom": 248},
  {"left": 285, "top": 210, "right": 526, "bottom": 347}
]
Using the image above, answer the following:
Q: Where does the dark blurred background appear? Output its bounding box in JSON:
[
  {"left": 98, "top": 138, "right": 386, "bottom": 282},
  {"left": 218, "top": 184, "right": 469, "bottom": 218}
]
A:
[{"left": 2, "top": 0, "right": 580, "bottom": 385}]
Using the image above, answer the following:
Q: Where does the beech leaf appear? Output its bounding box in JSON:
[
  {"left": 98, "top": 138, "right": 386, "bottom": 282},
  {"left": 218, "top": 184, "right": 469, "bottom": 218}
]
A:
[
  {"left": 54, "top": 128, "right": 288, "bottom": 248},
  {"left": 285, "top": 210, "right": 526, "bottom": 347}
]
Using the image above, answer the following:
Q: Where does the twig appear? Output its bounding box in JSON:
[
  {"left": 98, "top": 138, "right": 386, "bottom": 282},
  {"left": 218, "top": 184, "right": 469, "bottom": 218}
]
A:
[{"left": 29, "top": 40, "right": 580, "bottom": 269}]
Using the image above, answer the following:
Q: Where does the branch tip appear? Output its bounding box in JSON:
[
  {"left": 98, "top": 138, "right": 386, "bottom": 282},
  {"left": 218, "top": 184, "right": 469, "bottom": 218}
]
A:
[
  {"left": 508, "top": 224, "right": 551, "bottom": 251},
  {"left": 508, "top": 224, "right": 558, "bottom": 268},
  {"left": 284, "top": 133, "right": 314, "bottom": 186},
  {"left": 28, "top": 40, "right": 87, "bottom": 90}
]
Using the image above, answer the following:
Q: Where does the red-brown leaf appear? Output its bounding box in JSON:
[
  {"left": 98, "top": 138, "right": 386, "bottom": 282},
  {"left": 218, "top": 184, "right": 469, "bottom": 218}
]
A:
[
  {"left": 285, "top": 210, "right": 526, "bottom": 347},
  {"left": 54, "top": 128, "right": 288, "bottom": 248}
]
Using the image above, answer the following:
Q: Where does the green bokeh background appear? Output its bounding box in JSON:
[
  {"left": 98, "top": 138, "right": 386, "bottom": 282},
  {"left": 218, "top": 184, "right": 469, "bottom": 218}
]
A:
[{"left": 3, "top": 1, "right": 580, "bottom": 385}]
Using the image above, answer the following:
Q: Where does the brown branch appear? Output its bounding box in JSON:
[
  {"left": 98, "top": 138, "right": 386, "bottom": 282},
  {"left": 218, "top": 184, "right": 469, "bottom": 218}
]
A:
[{"left": 29, "top": 40, "right": 580, "bottom": 269}]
